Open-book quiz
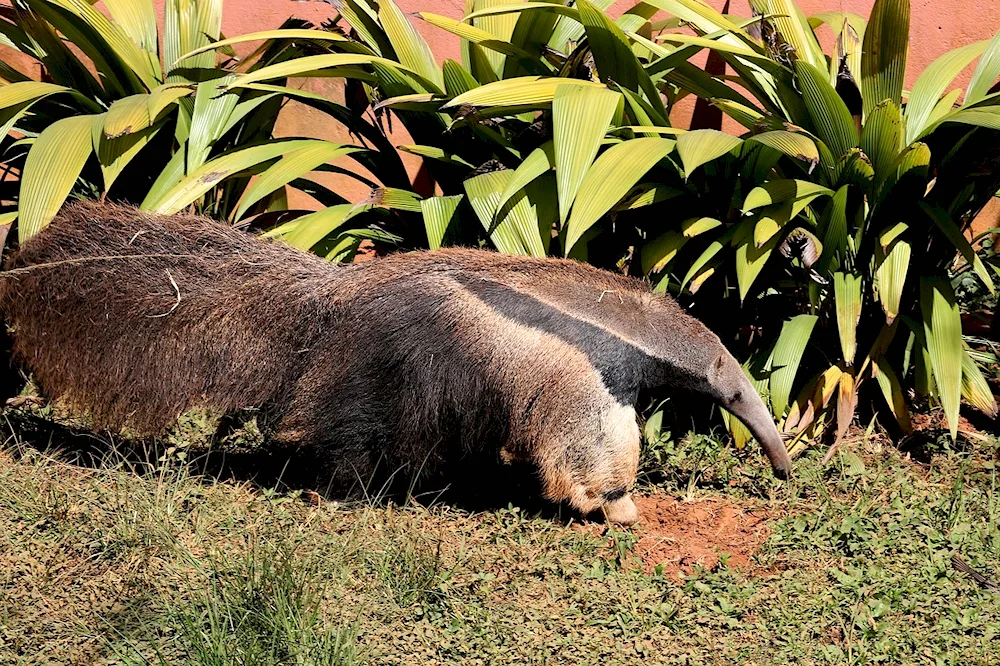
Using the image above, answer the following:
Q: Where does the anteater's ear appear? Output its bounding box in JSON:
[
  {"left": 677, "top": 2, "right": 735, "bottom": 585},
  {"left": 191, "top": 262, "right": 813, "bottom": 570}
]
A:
[{"left": 707, "top": 351, "right": 733, "bottom": 389}]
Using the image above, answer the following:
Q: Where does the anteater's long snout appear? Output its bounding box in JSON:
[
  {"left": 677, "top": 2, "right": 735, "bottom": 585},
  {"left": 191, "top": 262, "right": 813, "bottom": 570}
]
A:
[
  {"left": 727, "top": 378, "right": 793, "bottom": 479},
  {"left": 709, "top": 354, "right": 793, "bottom": 480}
]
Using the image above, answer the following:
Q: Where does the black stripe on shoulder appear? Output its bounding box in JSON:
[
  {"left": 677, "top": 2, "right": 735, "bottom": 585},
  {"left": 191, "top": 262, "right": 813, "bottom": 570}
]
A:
[{"left": 453, "top": 273, "right": 653, "bottom": 406}]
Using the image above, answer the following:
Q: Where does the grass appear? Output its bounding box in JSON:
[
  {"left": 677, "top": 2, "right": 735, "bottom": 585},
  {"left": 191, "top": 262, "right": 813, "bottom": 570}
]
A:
[{"left": 1, "top": 410, "right": 1000, "bottom": 665}]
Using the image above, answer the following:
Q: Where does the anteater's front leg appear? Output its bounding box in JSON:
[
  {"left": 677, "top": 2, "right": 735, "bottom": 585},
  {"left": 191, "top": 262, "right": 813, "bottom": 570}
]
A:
[{"left": 516, "top": 381, "right": 642, "bottom": 525}]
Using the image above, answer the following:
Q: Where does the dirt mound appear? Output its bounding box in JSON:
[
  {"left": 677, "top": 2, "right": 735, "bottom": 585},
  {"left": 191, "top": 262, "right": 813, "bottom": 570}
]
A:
[{"left": 631, "top": 494, "right": 771, "bottom": 579}]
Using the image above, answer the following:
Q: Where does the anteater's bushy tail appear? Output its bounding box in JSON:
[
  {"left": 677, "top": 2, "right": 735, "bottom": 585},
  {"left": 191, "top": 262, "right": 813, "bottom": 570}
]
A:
[{"left": 0, "top": 200, "right": 349, "bottom": 432}]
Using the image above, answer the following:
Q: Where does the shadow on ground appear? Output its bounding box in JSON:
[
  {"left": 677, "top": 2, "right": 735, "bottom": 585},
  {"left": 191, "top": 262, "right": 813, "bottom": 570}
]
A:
[{"left": 0, "top": 407, "right": 579, "bottom": 522}]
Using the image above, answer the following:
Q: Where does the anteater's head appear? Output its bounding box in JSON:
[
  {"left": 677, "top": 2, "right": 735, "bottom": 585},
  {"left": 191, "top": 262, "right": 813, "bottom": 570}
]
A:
[
  {"left": 640, "top": 296, "right": 793, "bottom": 481},
  {"left": 702, "top": 346, "right": 792, "bottom": 479}
]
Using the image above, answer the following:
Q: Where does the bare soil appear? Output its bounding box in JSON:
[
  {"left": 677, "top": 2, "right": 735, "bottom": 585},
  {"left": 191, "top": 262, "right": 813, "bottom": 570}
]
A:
[
  {"left": 910, "top": 410, "right": 990, "bottom": 441},
  {"left": 607, "top": 493, "right": 774, "bottom": 578}
]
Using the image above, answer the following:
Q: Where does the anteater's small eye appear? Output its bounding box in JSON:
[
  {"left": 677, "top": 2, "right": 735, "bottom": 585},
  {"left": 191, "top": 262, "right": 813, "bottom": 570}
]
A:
[{"left": 730, "top": 390, "right": 742, "bottom": 405}]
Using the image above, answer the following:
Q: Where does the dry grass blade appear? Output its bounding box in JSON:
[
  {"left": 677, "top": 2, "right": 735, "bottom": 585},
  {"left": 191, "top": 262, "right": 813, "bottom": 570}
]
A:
[
  {"left": 822, "top": 368, "right": 857, "bottom": 464},
  {"left": 952, "top": 554, "right": 1000, "bottom": 592}
]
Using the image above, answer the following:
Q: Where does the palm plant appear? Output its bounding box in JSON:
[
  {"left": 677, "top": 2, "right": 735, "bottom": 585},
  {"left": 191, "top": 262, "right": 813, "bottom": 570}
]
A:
[
  {"left": 0, "top": 0, "right": 413, "bottom": 259},
  {"left": 215, "top": 0, "right": 820, "bottom": 258},
  {"left": 619, "top": 0, "right": 1000, "bottom": 452}
]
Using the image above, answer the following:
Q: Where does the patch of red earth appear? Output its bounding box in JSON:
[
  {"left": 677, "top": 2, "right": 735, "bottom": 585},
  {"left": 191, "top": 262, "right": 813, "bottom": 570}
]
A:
[
  {"left": 910, "top": 410, "right": 983, "bottom": 438},
  {"left": 630, "top": 494, "right": 771, "bottom": 579}
]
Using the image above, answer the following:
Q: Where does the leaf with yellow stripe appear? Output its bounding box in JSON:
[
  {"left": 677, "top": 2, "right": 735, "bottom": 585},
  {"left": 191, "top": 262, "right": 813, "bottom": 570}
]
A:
[
  {"left": 552, "top": 85, "right": 622, "bottom": 226},
  {"left": 564, "top": 137, "right": 674, "bottom": 254},
  {"left": 234, "top": 142, "right": 364, "bottom": 221},
  {"left": 834, "top": 272, "right": 863, "bottom": 364},
  {"left": 961, "top": 346, "right": 998, "bottom": 417},
  {"left": 920, "top": 277, "right": 963, "bottom": 440},
  {"left": 18, "top": 114, "right": 96, "bottom": 242}
]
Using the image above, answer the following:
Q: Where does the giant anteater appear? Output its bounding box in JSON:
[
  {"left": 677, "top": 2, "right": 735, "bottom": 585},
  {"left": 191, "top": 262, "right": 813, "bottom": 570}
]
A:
[{"left": 0, "top": 201, "right": 791, "bottom": 524}]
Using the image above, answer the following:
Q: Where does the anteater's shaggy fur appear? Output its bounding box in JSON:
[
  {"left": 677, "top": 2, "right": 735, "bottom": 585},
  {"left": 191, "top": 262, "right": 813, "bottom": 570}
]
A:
[{"left": 0, "top": 201, "right": 791, "bottom": 523}]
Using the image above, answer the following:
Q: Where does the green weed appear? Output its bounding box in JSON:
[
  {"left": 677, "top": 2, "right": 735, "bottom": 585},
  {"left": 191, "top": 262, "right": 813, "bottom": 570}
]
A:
[{"left": 3, "top": 417, "right": 1000, "bottom": 665}]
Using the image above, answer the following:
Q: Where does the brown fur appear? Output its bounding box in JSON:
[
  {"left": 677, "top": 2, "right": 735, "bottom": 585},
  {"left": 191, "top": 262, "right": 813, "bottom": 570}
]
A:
[{"left": 0, "top": 201, "right": 789, "bottom": 523}]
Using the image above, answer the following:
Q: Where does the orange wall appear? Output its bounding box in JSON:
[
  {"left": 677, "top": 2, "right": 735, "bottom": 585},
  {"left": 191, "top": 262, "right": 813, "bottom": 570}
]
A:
[{"left": 233, "top": 0, "right": 999, "bottom": 79}]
